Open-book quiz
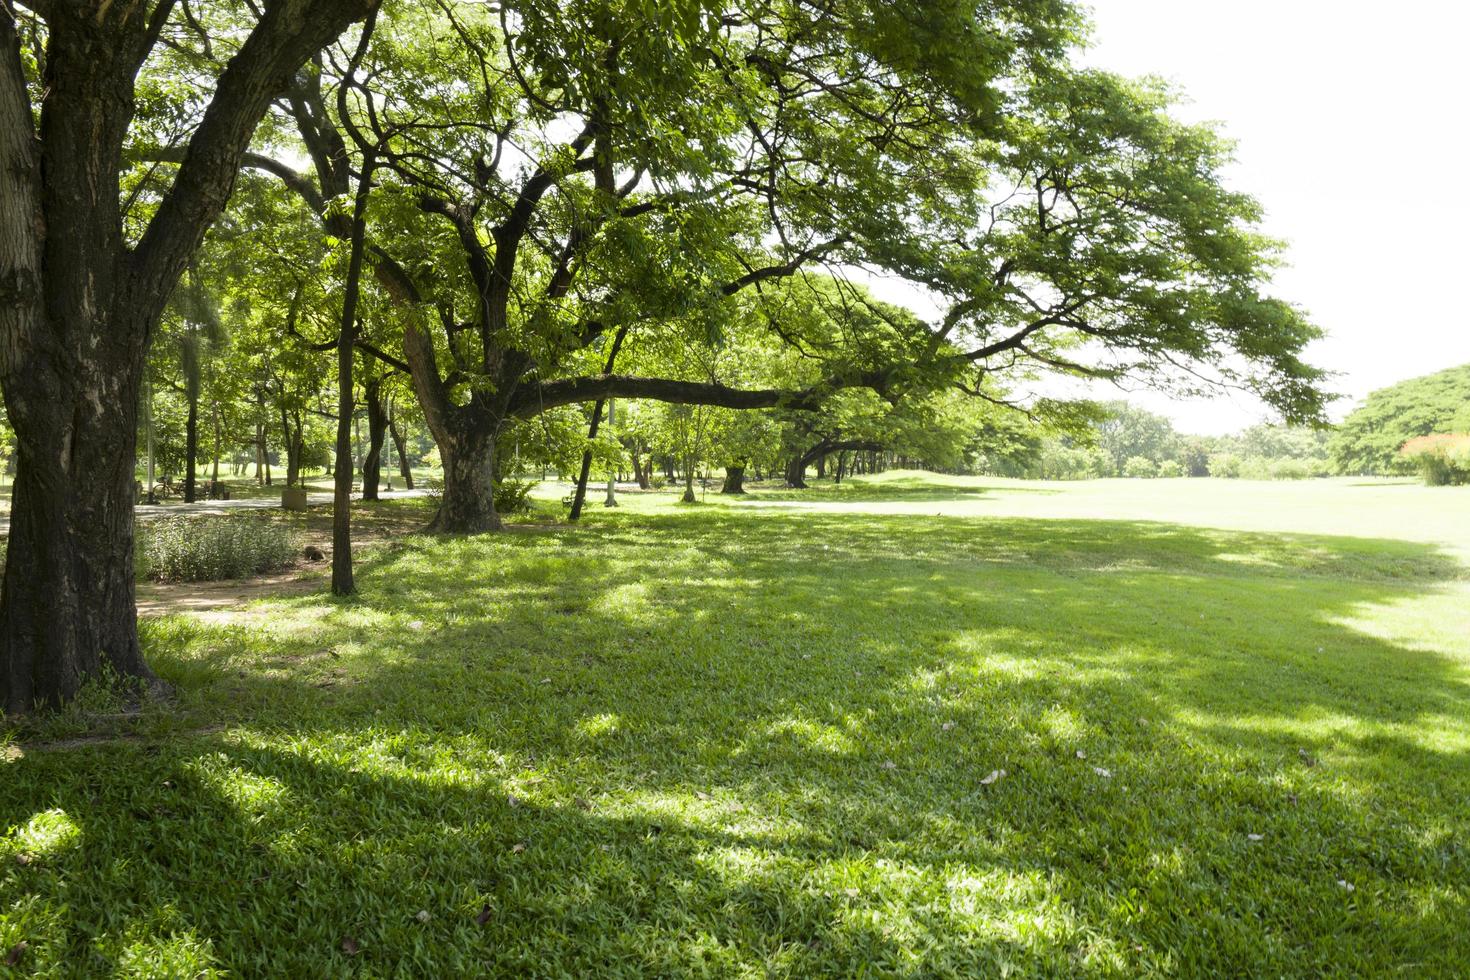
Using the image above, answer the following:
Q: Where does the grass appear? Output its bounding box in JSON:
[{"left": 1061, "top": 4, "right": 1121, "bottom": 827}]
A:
[{"left": 3, "top": 473, "right": 1469, "bottom": 975}]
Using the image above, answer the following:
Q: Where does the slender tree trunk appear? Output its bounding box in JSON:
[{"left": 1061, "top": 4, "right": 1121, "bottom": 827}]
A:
[
  {"left": 183, "top": 370, "right": 199, "bottom": 503},
  {"left": 815, "top": 455, "right": 826, "bottom": 480},
  {"left": 210, "top": 403, "right": 221, "bottom": 484},
  {"left": 360, "top": 373, "right": 386, "bottom": 501},
  {"left": 144, "top": 380, "right": 156, "bottom": 496},
  {"left": 331, "top": 158, "right": 374, "bottom": 595},
  {"left": 388, "top": 413, "right": 414, "bottom": 489},
  {"left": 569, "top": 328, "right": 627, "bottom": 521},
  {"left": 721, "top": 465, "right": 747, "bottom": 494}
]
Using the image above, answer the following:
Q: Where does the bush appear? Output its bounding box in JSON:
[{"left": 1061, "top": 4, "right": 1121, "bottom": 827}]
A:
[
  {"left": 1123, "top": 455, "right": 1158, "bottom": 479},
  {"left": 1209, "top": 453, "right": 1242, "bottom": 479},
  {"left": 1400, "top": 433, "right": 1470, "bottom": 486},
  {"left": 137, "top": 515, "right": 298, "bottom": 582},
  {"left": 494, "top": 478, "right": 537, "bottom": 513},
  {"left": 1157, "top": 460, "right": 1184, "bottom": 478}
]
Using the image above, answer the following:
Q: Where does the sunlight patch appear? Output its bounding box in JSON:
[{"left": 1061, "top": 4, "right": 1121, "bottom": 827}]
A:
[{"left": 10, "top": 809, "right": 81, "bottom": 857}]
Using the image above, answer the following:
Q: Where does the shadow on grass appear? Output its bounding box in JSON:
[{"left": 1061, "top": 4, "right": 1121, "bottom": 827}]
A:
[{"left": 3, "top": 510, "right": 1468, "bottom": 974}]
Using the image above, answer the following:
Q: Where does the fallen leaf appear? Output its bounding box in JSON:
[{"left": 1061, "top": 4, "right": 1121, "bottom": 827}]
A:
[
  {"left": 407, "top": 620, "right": 425, "bottom": 630},
  {"left": 881, "top": 760, "right": 897, "bottom": 771},
  {"left": 507, "top": 795, "right": 521, "bottom": 808},
  {"left": 15, "top": 853, "right": 33, "bottom": 867},
  {"left": 340, "top": 935, "right": 360, "bottom": 956},
  {"left": 695, "top": 791, "right": 711, "bottom": 801},
  {"left": 476, "top": 904, "right": 493, "bottom": 926},
  {"left": 511, "top": 841, "right": 527, "bottom": 854},
  {"left": 1247, "top": 833, "right": 1265, "bottom": 842},
  {"left": 1337, "top": 879, "right": 1355, "bottom": 892},
  {"left": 4, "top": 942, "right": 27, "bottom": 967},
  {"left": 573, "top": 797, "right": 591, "bottom": 811},
  {"left": 979, "top": 769, "right": 1007, "bottom": 786},
  {"left": 415, "top": 910, "right": 432, "bottom": 924},
  {"left": 1093, "top": 767, "right": 1112, "bottom": 778},
  {"left": 1075, "top": 749, "right": 1087, "bottom": 760},
  {"left": 941, "top": 721, "right": 955, "bottom": 732},
  {"left": 1298, "top": 748, "right": 1317, "bottom": 767}
]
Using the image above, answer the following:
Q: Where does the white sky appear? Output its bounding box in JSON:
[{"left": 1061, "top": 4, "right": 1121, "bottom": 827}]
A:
[{"left": 1077, "top": 0, "right": 1470, "bottom": 433}]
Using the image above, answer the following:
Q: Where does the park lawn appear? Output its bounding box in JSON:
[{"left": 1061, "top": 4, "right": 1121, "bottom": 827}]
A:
[{"left": 2, "top": 476, "right": 1469, "bottom": 976}]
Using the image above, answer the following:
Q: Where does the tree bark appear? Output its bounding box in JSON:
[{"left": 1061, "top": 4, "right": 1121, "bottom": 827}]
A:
[
  {"left": 388, "top": 411, "right": 414, "bottom": 489},
  {"left": 360, "top": 373, "right": 386, "bottom": 501},
  {"left": 431, "top": 427, "right": 501, "bottom": 532},
  {"left": 183, "top": 372, "right": 199, "bottom": 502},
  {"left": 721, "top": 465, "right": 747, "bottom": 494},
  {"left": 0, "top": 0, "right": 376, "bottom": 711}
]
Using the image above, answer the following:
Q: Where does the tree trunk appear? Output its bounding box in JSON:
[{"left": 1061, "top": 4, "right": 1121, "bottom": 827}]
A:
[
  {"left": 388, "top": 413, "right": 414, "bottom": 489},
  {"left": 360, "top": 373, "right": 386, "bottom": 501},
  {"left": 721, "top": 465, "right": 747, "bottom": 494},
  {"left": 682, "top": 457, "right": 697, "bottom": 503},
  {"left": 785, "top": 456, "right": 808, "bottom": 489},
  {"left": 1, "top": 388, "right": 161, "bottom": 713},
  {"left": 210, "top": 402, "right": 221, "bottom": 484},
  {"left": 430, "top": 427, "right": 501, "bottom": 532},
  {"left": 331, "top": 161, "right": 373, "bottom": 595},
  {"left": 183, "top": 371, "right": 199, "bottom": 503},
  {"left": 815, "top": 455, "right": 826, "bottom": 480}
]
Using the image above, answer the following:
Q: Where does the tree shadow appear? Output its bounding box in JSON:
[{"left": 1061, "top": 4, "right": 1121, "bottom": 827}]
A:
[{"left": 3, "top": 511, "right": 1469, "bottom": 973}]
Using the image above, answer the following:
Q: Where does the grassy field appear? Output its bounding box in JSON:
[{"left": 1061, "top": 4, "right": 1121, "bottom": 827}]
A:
[{"left": 3, "top": 474, "right": 1469, "bottom": 976}]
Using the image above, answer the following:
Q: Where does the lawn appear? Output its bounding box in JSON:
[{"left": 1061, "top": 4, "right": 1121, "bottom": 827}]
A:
[{"left": 2, "top": 475, "right": 1468, "bottom": 976}]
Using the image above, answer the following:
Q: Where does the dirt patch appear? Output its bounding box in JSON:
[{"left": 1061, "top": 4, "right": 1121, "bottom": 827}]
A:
[{"left": 137, "top": 567, "right": 326, "bottom": 618}]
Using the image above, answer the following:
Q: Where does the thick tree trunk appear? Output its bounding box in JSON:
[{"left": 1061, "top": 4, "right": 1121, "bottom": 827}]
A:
[
  {"left": 360, "top": 374, "right": 386, "bottom": 501},
  {"left": 1, "top": 388, "right": 161, "bottom": 713},
  {"left": 721, "top": 465, "right": 747, "bottom": 494},
  {"left": 430, "top": 428, "right": 501, "bottom": 532},
  {"left": 815, "top": 455, "right": 826, "bottom": 480},
  {"left": 785, "top": 456, "right": 808, "bottom": 489}
]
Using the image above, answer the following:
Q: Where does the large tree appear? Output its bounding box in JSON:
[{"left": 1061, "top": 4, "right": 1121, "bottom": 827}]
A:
[
  {"left": 0, "top": 0, "right": 376, "bottom": 712},
  {"left": 235, "top": 0, "right": 1324, "bottom": 533}
]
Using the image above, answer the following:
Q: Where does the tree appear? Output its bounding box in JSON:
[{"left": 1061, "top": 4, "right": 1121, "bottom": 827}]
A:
[
  {"left": 1330, "top": 364, "right": 1470, "bottom": 474},
  {"left": 1094, "top": 402, "right": 1179, "bottom": 476},
  {"left": 0, "top": 0, "right": 377, "bottom": 713}
]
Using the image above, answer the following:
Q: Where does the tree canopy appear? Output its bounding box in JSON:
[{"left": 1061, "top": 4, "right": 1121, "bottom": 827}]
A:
[{"left": 1330, "top": 364, "right": 1470, "bottom": 475}]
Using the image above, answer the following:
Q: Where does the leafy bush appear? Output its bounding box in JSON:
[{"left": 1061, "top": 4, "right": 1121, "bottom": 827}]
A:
[
  {"left": 1210, "top": 453, "right": 1242, "bottom": 478},
  {"left": 494, "top": 478, "right": 538, "bottom": 513},
  {"left": 1157, "top": 460, "right": 1184, "bottom": 478},
  {"left": 137, "top": 515, "right": 298, "bottom": 582},
  {"left": 1400, "top": 433, "right": 1470, "bottom": 486},
  {"left": 1123, "top": 455, "right": 1158, "bottom": 478}
]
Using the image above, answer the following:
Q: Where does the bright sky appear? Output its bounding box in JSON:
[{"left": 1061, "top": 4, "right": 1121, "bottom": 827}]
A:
[{"left": 1079, "top": 0, "right": 1470, "bottom": 433}]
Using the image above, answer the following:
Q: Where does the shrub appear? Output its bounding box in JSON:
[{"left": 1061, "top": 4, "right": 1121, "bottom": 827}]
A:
[
  {"left": 1123, "top": 455, "right": 1158, "bottom": 479},
  {"left": 137, "top": 515, "right": 298, "bottom": 582},
  {"left": 1157, "top": 460, "right": 1184, "bottom": 478},
  {"left": 1209, "top": 453, "right": 1242, "bottom": 478},
  {"left": 494, "top": 478, "right": 538, "bottom": 513},
  {"left": 1400, "top": 433, "right": 1470, "bottom": 486}
]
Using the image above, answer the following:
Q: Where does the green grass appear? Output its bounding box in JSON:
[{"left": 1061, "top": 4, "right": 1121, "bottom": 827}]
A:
[{"left": 3, "top": 474, "right": 1470, "bottom": 976}]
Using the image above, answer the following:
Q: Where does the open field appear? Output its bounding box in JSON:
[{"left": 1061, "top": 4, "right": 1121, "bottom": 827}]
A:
[{"left": 3, "top": 474, "right": 1469, "bottom": 976}]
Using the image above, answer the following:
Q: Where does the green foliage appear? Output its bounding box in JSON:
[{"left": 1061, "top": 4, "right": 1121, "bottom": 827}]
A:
[
  {"left": 1331, "top": 364, "right": 1470, "bottom": 474},
  {"left": 136, "top": 516, "right": 298, "bottom": 583},
  {"left": 493, "top": 478, "right": 538, "bottom": 514},
  {"left": 1157, "top": 459, "right": 1184, "bottom": 478},
  {"left": 1400, "top": 433, "right": 1470, "bottom": 486},
  {"left": 1123, "top": 455, "right": 1158, "bottom": 479}
]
